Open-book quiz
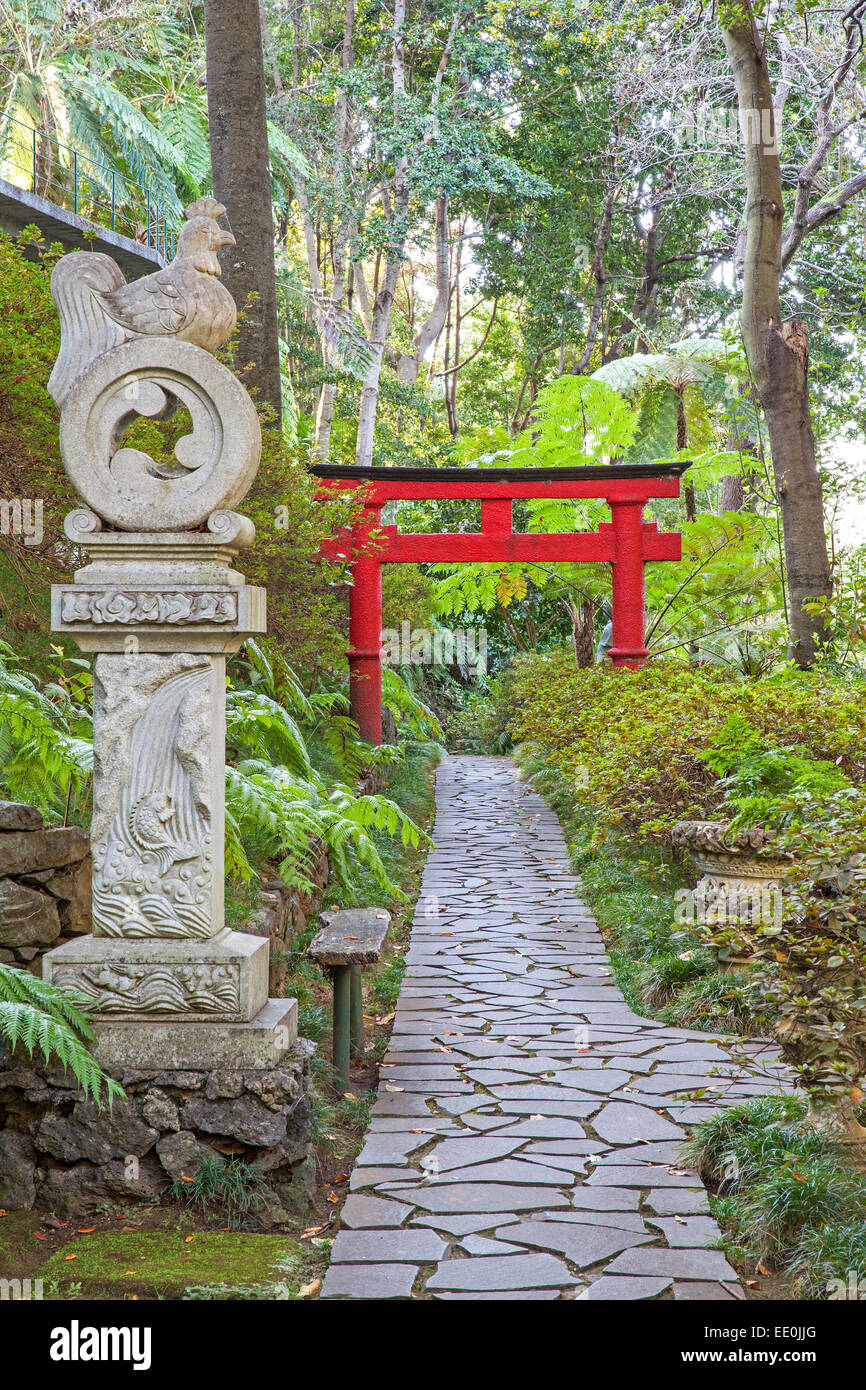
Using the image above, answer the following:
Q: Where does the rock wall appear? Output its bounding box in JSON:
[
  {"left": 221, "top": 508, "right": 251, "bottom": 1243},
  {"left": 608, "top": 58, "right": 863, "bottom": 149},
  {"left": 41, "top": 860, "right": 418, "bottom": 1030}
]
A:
[
  {"left": 0, "top": 1043, "right": 316, "bottom": 1226},
  {"left": 241, "top": 846, "right": 330, "bottom": 995},
  {"left": 0, "top": 802, "right": 91, "bottom": 972}
]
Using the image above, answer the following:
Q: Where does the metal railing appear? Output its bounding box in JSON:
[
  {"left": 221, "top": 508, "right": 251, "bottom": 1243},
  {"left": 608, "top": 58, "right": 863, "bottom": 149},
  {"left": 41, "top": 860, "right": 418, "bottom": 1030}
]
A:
[{"left": 0, "top": 112, "right": 177, "bottom": 260}]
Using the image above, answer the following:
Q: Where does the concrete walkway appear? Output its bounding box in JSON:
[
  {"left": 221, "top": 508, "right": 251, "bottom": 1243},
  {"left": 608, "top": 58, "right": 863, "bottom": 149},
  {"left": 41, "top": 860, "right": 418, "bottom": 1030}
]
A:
[{"left": 322, "top": 755, "right": 791, "bottom": 1301}]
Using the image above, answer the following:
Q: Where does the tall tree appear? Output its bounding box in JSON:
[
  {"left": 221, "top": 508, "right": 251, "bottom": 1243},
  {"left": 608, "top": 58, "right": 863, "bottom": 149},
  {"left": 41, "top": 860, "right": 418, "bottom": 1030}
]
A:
[
  {"left": 203, "top": 0, "right": 281, "bottom": 420},
  {"left": 719, "top": 0, "right": 837, "bottom": 663}
]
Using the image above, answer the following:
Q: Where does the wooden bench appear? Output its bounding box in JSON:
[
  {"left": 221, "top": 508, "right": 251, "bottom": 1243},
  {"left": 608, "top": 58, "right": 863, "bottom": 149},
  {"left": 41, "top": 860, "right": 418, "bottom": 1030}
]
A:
[{"left": 307, "top": 907, "right": 391, "bottom": 1090}]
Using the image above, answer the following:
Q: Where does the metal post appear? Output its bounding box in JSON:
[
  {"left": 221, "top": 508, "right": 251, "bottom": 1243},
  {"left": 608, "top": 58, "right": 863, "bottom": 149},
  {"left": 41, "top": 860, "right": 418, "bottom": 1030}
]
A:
[
  {"left": 608, "top": 497, "right": 649, "bottom": 668},
  {"left": 111, "top": 170, "right": 116, "bottom": 231},
  {"left": 350, "top": 965, "right": 364, "bottom": 1058},
  {"left": 146, "top": 188, "right": 151, "bottom": 247},
  {"left": 32, "top": 126, "right": 37, "bottom": 194},
  {"left": 347, "top": 504, "right": 383, "bottom": 745},
  {"left": 332, "top": 964, "right": 351, "bottom": 1091},
  {"left": 73, "top": 152, "right": 78, "bottom": 215}
]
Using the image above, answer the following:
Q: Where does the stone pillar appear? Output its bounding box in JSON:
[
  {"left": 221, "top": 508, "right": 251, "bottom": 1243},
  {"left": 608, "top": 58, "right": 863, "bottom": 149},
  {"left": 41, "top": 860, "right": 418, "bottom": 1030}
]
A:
[{"left": 40, "top": 208, "right": 297, "bottom": 1072}]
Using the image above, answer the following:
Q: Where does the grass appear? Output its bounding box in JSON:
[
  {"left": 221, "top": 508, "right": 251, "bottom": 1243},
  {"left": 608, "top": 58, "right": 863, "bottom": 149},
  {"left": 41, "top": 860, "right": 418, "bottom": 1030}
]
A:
[
  {"left": 0, "top": 1205, "right": 327, "bottom": 1300},
  {"left": 685, "top": 1095, "right": 866, "bottom": 1298},
  {"left": 170, "top": 1155, "right": 268, "bottom": 1227},
  {"left": 512, "top": 742, "right": 765, "bottom": 1035}
]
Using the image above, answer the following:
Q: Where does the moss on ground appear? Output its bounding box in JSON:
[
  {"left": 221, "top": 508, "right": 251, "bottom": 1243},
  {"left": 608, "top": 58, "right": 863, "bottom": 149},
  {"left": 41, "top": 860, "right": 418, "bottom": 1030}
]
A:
[{"left": 38, "top": 1230, "right": 306, "bottom": 1299}]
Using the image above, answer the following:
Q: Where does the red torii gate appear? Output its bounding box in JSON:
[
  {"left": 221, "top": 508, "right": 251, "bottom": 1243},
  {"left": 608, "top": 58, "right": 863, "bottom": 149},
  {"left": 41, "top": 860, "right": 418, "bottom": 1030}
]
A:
[{"left": 313, "top": 462, "right": 688, "bottom": 745}]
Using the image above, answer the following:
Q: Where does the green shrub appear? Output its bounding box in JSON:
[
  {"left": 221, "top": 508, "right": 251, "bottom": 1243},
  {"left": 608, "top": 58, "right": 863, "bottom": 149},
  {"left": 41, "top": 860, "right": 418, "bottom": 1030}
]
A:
[{"left": 506, "top": 653, "right": 866, "bottom": 839}]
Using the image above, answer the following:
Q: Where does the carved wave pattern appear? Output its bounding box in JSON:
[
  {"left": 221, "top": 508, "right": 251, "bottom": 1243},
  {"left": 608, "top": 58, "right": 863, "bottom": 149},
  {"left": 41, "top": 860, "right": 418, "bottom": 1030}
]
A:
[
  {"left": 54, "top": 963, "right": 240, "bottom": 1016},
  {"left": 94, "top": 666, "right": 214, "bottom": 939}
]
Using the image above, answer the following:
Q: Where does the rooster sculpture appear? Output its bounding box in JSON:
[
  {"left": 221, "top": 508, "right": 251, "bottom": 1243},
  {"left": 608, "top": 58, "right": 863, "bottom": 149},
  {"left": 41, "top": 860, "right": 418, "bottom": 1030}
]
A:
[{"left": 48, "top": 197, "right": 237, "bottom": 407}]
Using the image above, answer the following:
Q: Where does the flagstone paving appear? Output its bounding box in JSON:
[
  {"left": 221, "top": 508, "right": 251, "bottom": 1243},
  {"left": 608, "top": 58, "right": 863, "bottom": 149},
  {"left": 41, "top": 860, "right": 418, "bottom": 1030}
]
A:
[{"left": 321, "top": 755, "right": 793, "bottom": 1301}]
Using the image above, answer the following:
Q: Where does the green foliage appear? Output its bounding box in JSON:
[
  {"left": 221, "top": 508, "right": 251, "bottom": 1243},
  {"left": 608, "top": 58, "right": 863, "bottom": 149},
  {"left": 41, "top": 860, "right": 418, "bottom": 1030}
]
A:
[
  {"left": 0, "top": 964, "right": 123, "bottom": 1108},
  {"left": 224, "top": 640, "right": 432, "bottom": 900},
  {"left": 381, "top": 668, "right": 443, "bottom": 741},
  {"left": 506, "top": 652, "right": 866, "bottom": 840},
  {"left": 701, "top": 713, "right": 853, "bottom": 829},
  {"left": 0, "top": 643, "right": 92, "bottom": 817},
  {"left": 685, "top": 1095, "right": 866, "bottom": 1295},
  {"left": 171, "top": 1154, "right": 268, "bottom": 1227},
  {"left": 509, "top": 375, "right": 637, "bottom": 466}
]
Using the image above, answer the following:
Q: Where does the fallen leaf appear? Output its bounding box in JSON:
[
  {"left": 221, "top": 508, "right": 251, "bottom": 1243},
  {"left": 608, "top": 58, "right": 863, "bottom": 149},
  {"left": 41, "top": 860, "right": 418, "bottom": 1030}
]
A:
[
  {"left": 185, "top": 1235, "right": 195, "bottom": 1243},
  {"left": 327, "top": 1193, "right": 339, "bottom": 1204},
  {"left": 757, "top": 1260, "right": 773, "bottom": 1276},
  {"left": 64, "top": 1254, "right": 77, "bottom": 1261},
  {"left": 298, "top": 1278, "right": 321, "bottom": 1299},
  {"left": 343, "top": 1091, "right": 357, "bottom": 1100},
  {"left": 77, "top": 1227, "right": 96, "bottom": 1234},
  {"left": 332, "top": 1173, "right": 349, "bottom": 1184},
  {"left": 123, "top": 1270, "right": 138, "bottom": 1276},
  {"left": 33, "top": 1231, "right": 47, "bottom": 1241}
]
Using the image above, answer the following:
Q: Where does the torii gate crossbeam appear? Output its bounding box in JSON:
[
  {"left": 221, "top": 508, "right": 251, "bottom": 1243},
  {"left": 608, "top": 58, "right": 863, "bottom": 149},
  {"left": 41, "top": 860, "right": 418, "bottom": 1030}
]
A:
[{"left": 312, "top": 462, "right": 688, "bottom": 745}]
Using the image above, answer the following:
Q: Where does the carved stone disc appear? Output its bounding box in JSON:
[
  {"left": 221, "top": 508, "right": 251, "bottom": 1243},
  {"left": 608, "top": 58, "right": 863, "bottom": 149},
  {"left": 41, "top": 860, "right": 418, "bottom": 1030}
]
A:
[{"left": 59, "top": 338, "right": 261, "bottom": 531}]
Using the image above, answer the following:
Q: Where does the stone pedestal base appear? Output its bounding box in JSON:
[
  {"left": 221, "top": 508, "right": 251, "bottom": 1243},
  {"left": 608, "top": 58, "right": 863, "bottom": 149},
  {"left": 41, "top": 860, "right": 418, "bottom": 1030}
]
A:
[
  {"left": 42, "top": 929, "right": 268, "bottom": 1022},
  {"left": 0, "top": 1038, "right": 316, "bottom": 1225},
  {"left": 92, "top": 997, "right": 298, "bottom": 1071}
]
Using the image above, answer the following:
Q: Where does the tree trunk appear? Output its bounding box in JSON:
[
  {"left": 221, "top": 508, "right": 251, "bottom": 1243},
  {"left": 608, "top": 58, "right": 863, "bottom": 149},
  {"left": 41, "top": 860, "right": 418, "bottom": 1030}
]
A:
[
  {"left": 721, "top": 4, "right": 831, "bottom": 665},
  {"left": 204, "top": 0, "right": 281, "bottom": 421},
  {"left": 565, "top": 597, "right": 595, "bottom": 669}
]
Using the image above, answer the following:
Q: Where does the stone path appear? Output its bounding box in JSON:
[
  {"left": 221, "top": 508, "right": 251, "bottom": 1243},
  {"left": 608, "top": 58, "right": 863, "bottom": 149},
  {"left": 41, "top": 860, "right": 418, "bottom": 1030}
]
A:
[{"left": 321, "top": 755, "right": 792, "bottom": 1301}]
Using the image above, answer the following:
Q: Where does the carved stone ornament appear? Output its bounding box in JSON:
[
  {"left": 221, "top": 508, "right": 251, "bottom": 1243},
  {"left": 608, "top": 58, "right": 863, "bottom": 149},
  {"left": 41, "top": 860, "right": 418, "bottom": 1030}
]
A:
[
  {"left": 51, "top": 961, "right": 241, "bottom": 1018},
  {"left": 91, "top": 654, "right": 217, "bottom": 940},
  {"left": 59, "top": 589, "right": 239, "bottom": 626},
  {"left": 48, "top": 198, "right": 259, "bottom": 533},
  {"left": 58, "top": 338, "right": 261, "bottom": 531}
]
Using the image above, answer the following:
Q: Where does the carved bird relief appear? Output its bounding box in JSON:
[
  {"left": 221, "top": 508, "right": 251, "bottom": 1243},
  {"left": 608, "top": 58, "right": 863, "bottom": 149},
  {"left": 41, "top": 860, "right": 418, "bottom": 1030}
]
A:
[{"left": 48, "top": 196, "right": 238, "bottom": 406}]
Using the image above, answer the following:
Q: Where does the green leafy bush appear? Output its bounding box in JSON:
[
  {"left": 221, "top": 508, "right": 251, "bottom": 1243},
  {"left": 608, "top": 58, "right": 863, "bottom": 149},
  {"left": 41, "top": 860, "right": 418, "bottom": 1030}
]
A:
[
  {"left": 701, "top": 713, "right": 852, "bottom": 829},
  {"left": 506, "top": 653, "right": 866, "bottom": 839}
]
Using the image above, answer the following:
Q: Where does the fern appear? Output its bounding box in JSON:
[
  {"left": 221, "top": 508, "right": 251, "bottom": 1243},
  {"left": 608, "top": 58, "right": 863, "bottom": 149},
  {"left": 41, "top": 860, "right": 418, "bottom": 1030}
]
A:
[{"left": 0, "top": 965, "right": 123, "bottom": 1109}]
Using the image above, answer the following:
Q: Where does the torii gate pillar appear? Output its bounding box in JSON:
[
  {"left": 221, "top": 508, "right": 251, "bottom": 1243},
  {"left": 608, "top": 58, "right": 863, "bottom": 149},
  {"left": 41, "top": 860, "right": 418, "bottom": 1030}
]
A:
[{"left": 348, "top": 505, "right": 384, "bottom": 745}]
